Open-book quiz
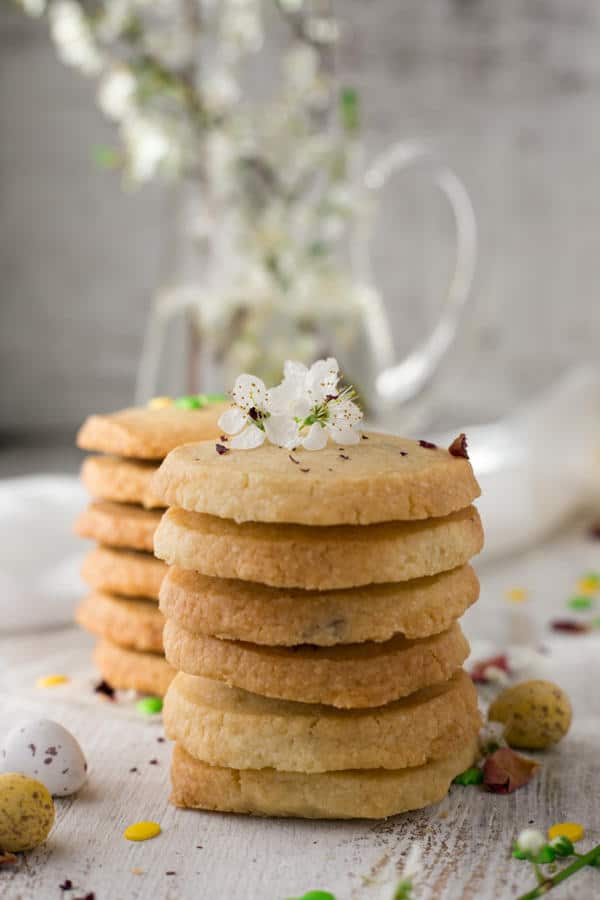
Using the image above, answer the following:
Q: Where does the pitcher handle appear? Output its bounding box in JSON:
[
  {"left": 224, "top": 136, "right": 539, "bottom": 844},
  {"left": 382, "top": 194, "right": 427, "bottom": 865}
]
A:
[{"left": 354, "top": 140, "right": 477, "bottom": 407}]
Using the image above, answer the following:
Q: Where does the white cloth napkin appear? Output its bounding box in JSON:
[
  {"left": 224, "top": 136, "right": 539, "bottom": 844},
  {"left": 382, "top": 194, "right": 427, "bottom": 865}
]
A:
[{"left": 0, "top": 475, "right": 87, "bottom": 632}]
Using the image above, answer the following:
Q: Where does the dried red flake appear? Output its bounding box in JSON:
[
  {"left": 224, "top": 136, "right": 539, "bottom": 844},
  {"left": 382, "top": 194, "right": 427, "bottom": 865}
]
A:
[
  {"left": 300, "top": 467, "right": 310, "bottom": 473},
  {"left": 219, "top": 434, "right": 229, "bottom": 442},
  {"left": 339, "top": 454, "right": 350, "bottom": 460},
  {"left": 149, "top": 759, "right": 159, "bottom": 765},
  {"left": 470, "top": 654, "right": 510, "bottom": 684},
  {"left": 94, "top": 680, "right": 115, "bottom": 700},
  {"left": 74, "top": 894, "right": 95, "bottom": 900},
  {"left": 419, "top": 439, "right": 437, "bottom": 449},
  {"left": 483, "top": 747, "right": 539, "bottom": 794},
  {"left": 399, "top": 450, "right": 408, "bottom": 456},
  {"left": 166, "top": 871, "right": 176, "bottom": 875},
  {"left": 129, "top": 767, "right": 138, "bottom": 773},
  {"left": 157, "top": 736, "right": 166, "bottom": 743},
  {"left": 215, "top": 443, "right": 229, "bottom": 455},
  {"left": 59, "top": 880, "right": 73, "bottom": 891},
  {"left": 448, "top": 433, "right": 469, "bottom": 459},
  {"left": 289, "top": 454, "right": 300, "bottom": 465},
  {"left": 550, "top": 619, "right": 590, "bottom": 634},
  {"left": 361, "top": 435, "right": 369, "bottom": 440}
]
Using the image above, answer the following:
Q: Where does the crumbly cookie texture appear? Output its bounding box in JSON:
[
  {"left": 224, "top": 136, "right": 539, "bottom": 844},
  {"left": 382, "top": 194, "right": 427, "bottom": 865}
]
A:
[
  {"left": 164, "top": 669, "right": 481, "bottom": 772},
  {"left": 81, "top": 546, "right": 166, "bottom": 599},
  {"left": 75, "top": 500, "right": 162, "bottom": 553},
  {"left": 93, "top": 639, "right": 174, "bottom": 696},
  {"left": 81, "top": 456, "right": 163, "bottom": 509},
  {"left": 159, "top": 564, "right": 479, "bottom": 645},
  {"left": 152, "top": 432, "right": 481, "bottom": 525},
  {"left": 154, "top": 505, "right": 483, "bottom": 590},
  {"left": 77, "top": 404, "right": 227, "bottom": 460},
  {"left": 170, "top": 738, "right": 478, "bottom": 818},
  {"left": 162, "top": 620, "right": 470, "bottom": 708},
  {"left": 76, "top": 592, "right": 164, "bottom": 653}
]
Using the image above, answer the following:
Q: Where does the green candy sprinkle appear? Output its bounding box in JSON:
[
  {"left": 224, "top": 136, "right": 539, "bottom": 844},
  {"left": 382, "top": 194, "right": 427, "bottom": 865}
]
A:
[
  {"left": 175, "top": 395, "right": 204, "bottom": 409},
  {"left": 568, "top": 595, "right": 594, "bottom": 611},
  {"left": 452, "top": 766, "right": 484, "bottom": 786},
  {"left": 550, "top": 835, "right": 574, "bottom": 857},
  {"left": 205, "top": 393, "right": 228, "bottom": 403},
  {"left": 136, "top": 696, "right": 163, "bottom": 715}
]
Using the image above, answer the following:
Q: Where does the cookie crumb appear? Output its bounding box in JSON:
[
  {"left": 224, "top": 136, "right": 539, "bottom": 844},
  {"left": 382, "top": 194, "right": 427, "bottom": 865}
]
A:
[{"left": 0, "top": 852, "right": 18, "bottom": 866}]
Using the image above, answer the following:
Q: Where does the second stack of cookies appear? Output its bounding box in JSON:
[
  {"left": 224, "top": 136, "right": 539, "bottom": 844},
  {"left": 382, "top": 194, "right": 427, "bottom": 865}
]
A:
[
  {"left": 153, "top": 433, "right": 484, "bottom": 818},
  {"left": 74, "top": 401, "right": 224, "bottom": 696}
]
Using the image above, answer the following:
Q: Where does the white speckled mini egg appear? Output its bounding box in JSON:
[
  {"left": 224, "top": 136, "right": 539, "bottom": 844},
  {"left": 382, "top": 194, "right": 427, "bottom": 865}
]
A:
[{"left": 0, "top": 719, "right": 87, "bottom": 797}]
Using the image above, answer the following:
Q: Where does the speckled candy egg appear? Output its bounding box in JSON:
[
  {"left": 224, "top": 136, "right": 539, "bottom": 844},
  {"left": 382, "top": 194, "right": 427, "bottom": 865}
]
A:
[
  {"left": 0, "top": 773, "right": 55, "bottom": 852},
  {"left": 488, "top": 679, "right": 572, "bottom": 750},
  {"left": 0, "top": 719, "right": 87, "bottom": 796}
]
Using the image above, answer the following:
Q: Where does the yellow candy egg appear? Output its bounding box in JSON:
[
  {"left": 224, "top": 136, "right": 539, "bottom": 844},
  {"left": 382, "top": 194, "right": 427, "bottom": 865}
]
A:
[
  {"left": 488, "top": 680, "right": 572, "bottom": 750},
  {"left": 548, "top": 822, "right": 584, "bottom": 843},
  {"left": 0, "top": 773, "right": 55, "bottom": 852}
]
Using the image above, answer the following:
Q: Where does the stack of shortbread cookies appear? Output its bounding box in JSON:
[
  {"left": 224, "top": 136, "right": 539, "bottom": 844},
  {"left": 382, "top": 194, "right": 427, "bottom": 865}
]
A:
[
  {"left": 152, "top": 433, "right": 484, "bottom": 818},
  {"left": 74, "top": 403, "right": 224, "bottom": 696}
]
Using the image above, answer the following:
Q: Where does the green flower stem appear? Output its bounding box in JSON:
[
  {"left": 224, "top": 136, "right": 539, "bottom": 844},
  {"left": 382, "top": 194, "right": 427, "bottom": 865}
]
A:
[{"left": 517, "top": 844, "right": 600, "bottom": 900}]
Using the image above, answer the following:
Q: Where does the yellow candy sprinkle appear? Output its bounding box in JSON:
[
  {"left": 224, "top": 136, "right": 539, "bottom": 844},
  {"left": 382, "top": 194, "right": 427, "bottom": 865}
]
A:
[
  {"left": 36, "top": 674, "right": 69, "bottom": 688},
  {"left": 124, "top": 821, "right": 161, "bottom": 842},
  {"left": 506, "top": 587, "right": 529, "bottom": 604},
  {"left": 148, "top": 396, "right": 173, "bottom": 409},
  {"left": 548, "top": 822, "right": 585, "bottom": 843},
  {"left": 577, "top": 577, "right": 599, "bottom": 595}
]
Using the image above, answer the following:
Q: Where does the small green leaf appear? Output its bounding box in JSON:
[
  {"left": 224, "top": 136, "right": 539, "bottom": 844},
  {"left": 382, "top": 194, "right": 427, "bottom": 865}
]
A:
[{"left": 535, "top": 845, "right": 556, "bottom": 864}]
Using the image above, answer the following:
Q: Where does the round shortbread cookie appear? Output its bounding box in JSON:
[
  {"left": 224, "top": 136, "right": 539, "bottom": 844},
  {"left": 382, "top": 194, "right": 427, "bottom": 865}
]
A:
[
  {"left": 81, "top": 456, "right": 163, "bottom": 509},
  {"left": 94, "top": 639, "right": 174, "bottom": 696},
  {"left": 162, "top": 620, "right": 469, "bottom": 708},
  {"left": 159, "top": 564, "right": 479, "bottom": 645},
  {"left": 170, "top": 739, "right": 478, "bottom": 819},
  {"left": 152, "top": 432, "right": 480, "bottom": 525},
  {"left": 77, "top": 404, "right": 226, "bottom": 460},
  {"left": 164, "top": 669, "right": 481, "bottom": 772},
  {"left": 76, "top": 592, "right": 164, "bottom": 653},
  {"left": 75, "top": 501, "right": 162, "bottom": 553},
  {"left": 81, "top": 547, "right": 166, "bottom": 599},
  {"left": 154, "top": 506, "right": 483, "bottom": 590}
]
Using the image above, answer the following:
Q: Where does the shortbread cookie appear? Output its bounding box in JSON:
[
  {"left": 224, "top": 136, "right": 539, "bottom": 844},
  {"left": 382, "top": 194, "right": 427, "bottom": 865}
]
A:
[
  {"left": 154, "top": 506, "right": 483, "bottom": 590},
  {"left": 163, "top": 620, "right": 469, "bottom": 708},
  {"left": 170, "top": 739, "right": 478, "bottom": 818},
  {"left": 76, "top": 592, "right": 164, "bottom": 653},
  {"left": 94, "top": 640, "right": 174, "bottom": 696},
  {"left": 164, "top": 669, "right": 480, "bottom": 772},
  {"left": 160, "top": 564, "right": 479, "bottom": 645},
  {"left": 75, "top": 501, "right": 162, "bottom": 552},
  {"left": 81, "top": 456, "right": 163, "bottom": 508},
  {"left": 77, "top": 404, "right": 226, "bottom": 460},
  {"left": 81, "top": 547, "right": 166, "bottom": 599},
  {"left": 152, "top": 432, "right": 480, "bottom": 525}
]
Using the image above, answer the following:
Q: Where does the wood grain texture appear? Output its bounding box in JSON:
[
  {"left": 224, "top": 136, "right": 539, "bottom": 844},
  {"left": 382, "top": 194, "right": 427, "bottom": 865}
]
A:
[{"left": 1, "top": 517, "right": 600, "bottom": 898}]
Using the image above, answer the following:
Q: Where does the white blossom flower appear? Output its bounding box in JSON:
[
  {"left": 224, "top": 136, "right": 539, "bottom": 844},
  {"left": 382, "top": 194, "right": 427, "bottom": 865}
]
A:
[
  {"left": 221, "top": 2, "right": 263, "bottom": 57},
  {"left": 49, "top": 1, "right": 102, "bottom": 75},
  {"left": 283, "top": 43, "right": 319, "bottom": 93},
  {"left": 203, "top": 71, "right": 241, "bottom": 114},
  {"left": 516, "top": 829, "right": 545, "bottom": 857},
  {"left": 269, "top": 357, "right": 363, "bottom": 450},
  {"left": 121, "top": 115, "right": 180, "bottom": 182},
  {"left": 218, "top": 374, "right": 298, "bottom": 450},
  {"left": 20, "top": 0, "right": 46, "bottom": 18},
  {"left": 97, "top": 67, "right": 136, "bottom": 121}
]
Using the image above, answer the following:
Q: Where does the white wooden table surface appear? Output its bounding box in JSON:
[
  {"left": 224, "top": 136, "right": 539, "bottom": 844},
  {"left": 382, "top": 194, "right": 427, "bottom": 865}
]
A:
[{"left": 2, "top": 517, "right": 600, "bottom": 900}]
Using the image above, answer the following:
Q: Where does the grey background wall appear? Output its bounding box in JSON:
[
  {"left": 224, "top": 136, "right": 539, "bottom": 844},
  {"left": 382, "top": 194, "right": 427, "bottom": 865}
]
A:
[{"left": 2, "top": 0, "right": 600, "bottom": 438}]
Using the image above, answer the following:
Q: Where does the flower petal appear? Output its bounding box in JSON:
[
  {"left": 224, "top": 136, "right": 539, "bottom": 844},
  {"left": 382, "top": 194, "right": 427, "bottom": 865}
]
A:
[
  {"left": 302, "top": 422, "right": 327, "bottom": 451},
  {"left": 305, "top": 357, "right": 339, "bottom": 402},
  {"left": 327, "top": 424, "right": 361, "bottom": 445},
  {"left": 218, "top": 406, "right": 246, "bottom": 435},
  {"left": 230, "top": 425, "right": 265, "bottom": 450},
  {"left": 264, "top": 415, "right": 300, "bottom": 449},
  {"left": 232, "top": 374, "right": 268, "bottom": 412}
]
